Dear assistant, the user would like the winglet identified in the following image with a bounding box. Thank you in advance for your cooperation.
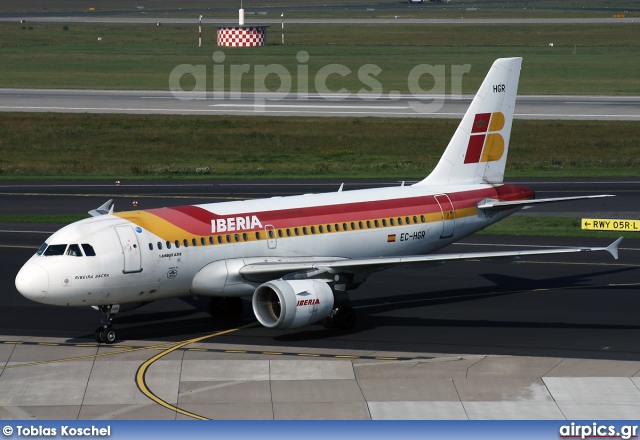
[88,199,114,217]
[606,237,623,260]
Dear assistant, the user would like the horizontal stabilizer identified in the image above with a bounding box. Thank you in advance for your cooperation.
[478,194,614,211]
[88,199,114,217]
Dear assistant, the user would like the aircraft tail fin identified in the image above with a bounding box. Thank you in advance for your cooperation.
[415,57,522,187]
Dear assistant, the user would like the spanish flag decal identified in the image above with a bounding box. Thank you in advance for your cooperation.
[387,234,396,243]
[464,112,505,164]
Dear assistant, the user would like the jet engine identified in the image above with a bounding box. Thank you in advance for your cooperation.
[252,279,334,329]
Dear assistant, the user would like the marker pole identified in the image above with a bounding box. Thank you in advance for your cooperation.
[199,15,202,47]
[281,13,284,45]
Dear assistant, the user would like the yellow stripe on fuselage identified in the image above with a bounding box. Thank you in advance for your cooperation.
[114,206,479,246]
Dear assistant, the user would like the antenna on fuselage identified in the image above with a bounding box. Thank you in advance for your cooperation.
[338,183,344,192]
[88,199,115,217]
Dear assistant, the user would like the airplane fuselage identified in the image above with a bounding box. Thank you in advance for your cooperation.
[16,183,533,307]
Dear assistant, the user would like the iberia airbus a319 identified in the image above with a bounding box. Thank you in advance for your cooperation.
[15,58,621,343]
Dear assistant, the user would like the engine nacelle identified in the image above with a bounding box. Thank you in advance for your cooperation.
[252,280,334,329]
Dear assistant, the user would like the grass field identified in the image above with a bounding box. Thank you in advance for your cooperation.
[1,6,638,181]
[1,22,639,94]
[1,113,638,179]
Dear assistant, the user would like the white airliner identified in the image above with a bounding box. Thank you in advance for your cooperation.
[15,57,620,344]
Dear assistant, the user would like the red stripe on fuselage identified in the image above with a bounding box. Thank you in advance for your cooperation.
[142,185,534,235]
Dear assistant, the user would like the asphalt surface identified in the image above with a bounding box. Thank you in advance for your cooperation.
[2,17,639,25]
[1,90,639,120]
[1,179,639,361]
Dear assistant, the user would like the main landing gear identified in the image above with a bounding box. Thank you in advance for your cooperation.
[208,297,244,320]
[322,306,357,330]
[94,305,118,344]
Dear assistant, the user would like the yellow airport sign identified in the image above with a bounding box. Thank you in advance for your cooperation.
[582,218,640,231]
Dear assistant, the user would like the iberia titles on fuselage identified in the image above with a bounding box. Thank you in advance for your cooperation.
[15,57,619,344]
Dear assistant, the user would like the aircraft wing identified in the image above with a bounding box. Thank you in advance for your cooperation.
[478,194,614,211]
[238,237,622,282]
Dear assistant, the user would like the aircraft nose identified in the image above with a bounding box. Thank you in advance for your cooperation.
[15,262,49,301]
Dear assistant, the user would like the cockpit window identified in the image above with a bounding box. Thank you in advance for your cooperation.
[67,244,82,257]
[37,243,48,256]
[81,244,96,257]
[44,244,67,256]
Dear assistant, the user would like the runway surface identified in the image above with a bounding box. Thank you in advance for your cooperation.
[1,90,639,120]
[2,179,639,420]
[2,17,639,25]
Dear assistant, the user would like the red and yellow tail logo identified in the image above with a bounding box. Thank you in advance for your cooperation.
[464,112,505,164]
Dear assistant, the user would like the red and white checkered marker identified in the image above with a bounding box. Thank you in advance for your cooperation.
[217,26,267,47]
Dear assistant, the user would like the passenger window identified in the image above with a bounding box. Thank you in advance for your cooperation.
[67,244,82,257]
[175,240,181,248]
[243,233,248,241]
[335,224,340,231]
[327,225,332,233]
[209,236,214,245]
[374,220,379,227]
[406,217,411,224]
[358,221,363,229]
[226,235,231,243]
[390,218,395,226]
[37,243,48,255]
[278,229,283,238]
[148,243,153,251]
[302,227,308,235]
[286,229,291,237]
[319,225,324,233]
[234,234,240,242]
[413,216,418,223]
[398,218,402,225]
[166,242,172,249]
[218,236,223,244]
[158,242,163,250]
[310,226,316,234]
[44,244,67,256]
[256,232,261,240]
[421,215,426,223]
[294,228,299,236]
[201,237,206,245]
[192,238,197,246]
[382,219,387,227]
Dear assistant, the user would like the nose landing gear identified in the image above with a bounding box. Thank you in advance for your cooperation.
[93,305,119,344]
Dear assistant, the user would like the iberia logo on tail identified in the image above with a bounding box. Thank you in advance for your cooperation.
[464,112,505,164]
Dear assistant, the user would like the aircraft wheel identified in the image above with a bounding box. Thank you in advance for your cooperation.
[335,306,357,330]
[103,327,117,344]
[94,326,105,343]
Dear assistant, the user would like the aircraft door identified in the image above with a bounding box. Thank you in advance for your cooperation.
[114,225,143,274]
[265,224,277,249]
[434,194,456,239]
